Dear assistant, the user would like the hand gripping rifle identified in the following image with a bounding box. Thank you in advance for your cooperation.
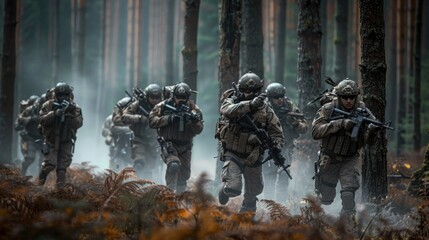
[125,90,149,117]
[163,103,201,132]
[329,107,394,141]
[53,100,70,122]
[238,113,292,179]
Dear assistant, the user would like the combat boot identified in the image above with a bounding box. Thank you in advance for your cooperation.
[56,170,67,189]
[218,188,229,205]
[239,197,257,213]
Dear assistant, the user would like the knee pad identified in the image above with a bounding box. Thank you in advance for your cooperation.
[167,161,180,174]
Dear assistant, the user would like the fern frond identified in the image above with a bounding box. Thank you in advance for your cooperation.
[260,199,290,222]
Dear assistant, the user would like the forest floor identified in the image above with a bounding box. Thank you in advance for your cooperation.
[0,148,428,240]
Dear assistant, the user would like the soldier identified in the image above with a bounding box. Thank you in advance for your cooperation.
[148,82,203,193]
[216,72,284,212]
[121,84,163,181]
[14,95,44,176]
[263,83,308,202]
[101,97,134,171]
[312,78,379,218]
[38,82,83,189]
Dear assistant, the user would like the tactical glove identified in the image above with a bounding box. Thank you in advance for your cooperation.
[250,93,267,110]
[342,119,356,131]
[55,109,64,117]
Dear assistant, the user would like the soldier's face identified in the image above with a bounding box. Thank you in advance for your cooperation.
[339,95,356,110]
[174,96,187,105]
[270,96,284,108]
[148,95,161,106]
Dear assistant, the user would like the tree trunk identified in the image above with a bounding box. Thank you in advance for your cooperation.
[320,0,327,86]
[413,0,423,151]
[297,0,322,117]
[406,0,416,138]
[386,0,397,148]
[240,0,264,78]
[166,0,176,86]
[0,0,18,164]
[359,0,388,202]
[274,0,286,84]
[216,0,241,190]
[182,0,200,102]
[396,0,407,155]
[50,0,59,83]
[333,0,348,80]
[125,0,134,88]
[140,0,150,86]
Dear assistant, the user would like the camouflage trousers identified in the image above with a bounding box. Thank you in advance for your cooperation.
[132,136,161,181]
[39,141,74,188]
[20,137,43,176]
[262,146,293,202]
[221,151,264,209]
[318,153,360,215]
[163,142,192,193]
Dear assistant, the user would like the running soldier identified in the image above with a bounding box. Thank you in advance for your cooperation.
[149,82,203,193]
[121,84,163,181]
[216,72,284,212]
[263,83,308,202]
[38,82,83,189]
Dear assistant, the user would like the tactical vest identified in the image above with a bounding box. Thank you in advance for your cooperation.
[321,100,365,158]
[220,104,267,156]
[273,98,299,146]
[158,99,197,145]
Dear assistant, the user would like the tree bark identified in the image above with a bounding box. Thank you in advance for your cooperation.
[0,0,18,164]
[413,0,423,151]
[320,0,327,86]
[297,0,322,117]
[240,0,264,78]
[274,0,287,84]
[359,0,388,202]
[50,0,59,83]
[216,0,241,190]
[166,0,176,86]
[396,0,407,155]
[182,0,200,102]
[333,0,348,81]
[140,0,150,86]
[386,0,397,147]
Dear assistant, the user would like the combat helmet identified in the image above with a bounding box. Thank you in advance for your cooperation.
[28,95,40,105]
[266,83,286,99]
[172,82,191,100]
[238,72,264,93]
[335,78,360,96]
[144,84,162,99]
[54,82,73,100]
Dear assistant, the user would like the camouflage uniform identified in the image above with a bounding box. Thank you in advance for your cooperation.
[121,85,162,181]
[264,95,308,202]
[148,83,203,193]
[102,114,133,171]
[217,72,284,212]
[14,95,43,176]
[38,83,83,188]
[312,79,377,217]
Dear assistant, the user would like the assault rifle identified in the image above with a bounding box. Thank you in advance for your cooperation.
[230,82,292,179]
[329,107,394,141]
[276,106,307,120]
[125,90,149,117]
[163,103,201,132]
[307,76,338,106]
[238,113,292,179]
[53,100,70,122]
